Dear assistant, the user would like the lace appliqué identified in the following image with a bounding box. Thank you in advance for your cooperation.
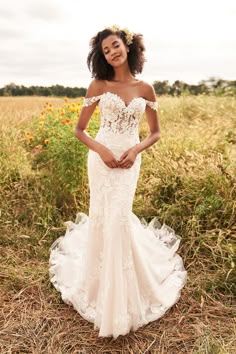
[146,100,158,111]
[82,95,102,107]
[100,93,143,135]
[82,92,158,135]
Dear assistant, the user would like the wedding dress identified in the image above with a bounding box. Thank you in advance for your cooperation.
[49,91,187,339]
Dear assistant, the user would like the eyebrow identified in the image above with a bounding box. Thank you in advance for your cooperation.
[103,40,119,50]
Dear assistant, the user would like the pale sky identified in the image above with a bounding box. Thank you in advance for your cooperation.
[0,0,235,88]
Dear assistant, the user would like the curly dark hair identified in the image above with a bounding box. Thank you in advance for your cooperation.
[87,28,146,80]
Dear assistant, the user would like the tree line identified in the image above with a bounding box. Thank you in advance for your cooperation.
[0,84,87,98]
[0,77,235,97]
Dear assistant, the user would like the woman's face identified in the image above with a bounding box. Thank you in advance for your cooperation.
[101,34,128,67]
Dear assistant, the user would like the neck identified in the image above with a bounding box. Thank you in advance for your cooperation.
[112,66,135,83]
[112,77,136,83]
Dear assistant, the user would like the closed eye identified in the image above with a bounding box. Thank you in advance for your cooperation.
[103,41,120,55]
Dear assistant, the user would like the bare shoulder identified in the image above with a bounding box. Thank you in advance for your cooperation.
[138,80,156,101]
[85,79,106,97]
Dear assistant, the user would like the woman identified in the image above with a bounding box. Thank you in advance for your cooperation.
[49,25,187,339]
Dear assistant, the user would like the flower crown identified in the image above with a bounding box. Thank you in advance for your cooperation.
[105,25,134,45]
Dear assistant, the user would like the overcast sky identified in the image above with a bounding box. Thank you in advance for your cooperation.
[0,0,235,88]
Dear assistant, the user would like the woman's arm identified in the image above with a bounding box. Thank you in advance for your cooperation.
[134,82,161,154]
[74,80,120,168]
[74,79,105,153]
[118,83,160,168]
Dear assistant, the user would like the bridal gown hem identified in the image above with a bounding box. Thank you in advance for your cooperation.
[49,92,187,339]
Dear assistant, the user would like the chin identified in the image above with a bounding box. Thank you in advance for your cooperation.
[111,60,126,68]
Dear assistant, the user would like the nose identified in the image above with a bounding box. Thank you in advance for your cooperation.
[110,48,117,58]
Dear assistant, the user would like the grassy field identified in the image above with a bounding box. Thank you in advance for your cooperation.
[0,95,235,354]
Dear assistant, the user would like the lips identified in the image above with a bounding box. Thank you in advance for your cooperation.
[112,55,120,61]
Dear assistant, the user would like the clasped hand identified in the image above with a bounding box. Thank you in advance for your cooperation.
[98,146,138,169]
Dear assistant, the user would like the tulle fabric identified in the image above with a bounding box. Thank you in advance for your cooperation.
[49,212,187,339]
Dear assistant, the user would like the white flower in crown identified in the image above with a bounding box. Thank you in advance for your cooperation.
[123,27,134,45]
[105,25,134,45]
[106,24,121,32]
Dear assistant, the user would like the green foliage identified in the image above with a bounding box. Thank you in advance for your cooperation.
[21,101,100,217]
[152,77,236,96]
[0,83,87,97]
[2,76,236,97]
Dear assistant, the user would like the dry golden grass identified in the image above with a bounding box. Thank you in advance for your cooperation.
[0,95,235,353]
[0,96,69,127]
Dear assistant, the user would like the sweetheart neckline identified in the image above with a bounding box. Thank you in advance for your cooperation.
[101,92,145,108]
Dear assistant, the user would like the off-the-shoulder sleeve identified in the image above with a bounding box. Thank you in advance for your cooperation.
[82,95,102,107]
[145,100,158,111]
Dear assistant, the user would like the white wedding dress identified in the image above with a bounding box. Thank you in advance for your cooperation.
[49,92,187,339]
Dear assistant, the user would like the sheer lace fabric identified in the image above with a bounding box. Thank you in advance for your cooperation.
[49,92,187,339]
[83,92,158,136]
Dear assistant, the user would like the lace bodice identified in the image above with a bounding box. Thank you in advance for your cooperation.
[83,92,158,135]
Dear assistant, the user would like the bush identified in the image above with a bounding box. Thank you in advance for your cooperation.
[23,98,100,215]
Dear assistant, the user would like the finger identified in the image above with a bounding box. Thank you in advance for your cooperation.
[119,158,128,165]
[119,152,128,161]
[114,159,121,167]
[123,163,132,169]
[107,162,114,168]
[113,160,119,168]
[120,164,128,168]
[120,160,132,167]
